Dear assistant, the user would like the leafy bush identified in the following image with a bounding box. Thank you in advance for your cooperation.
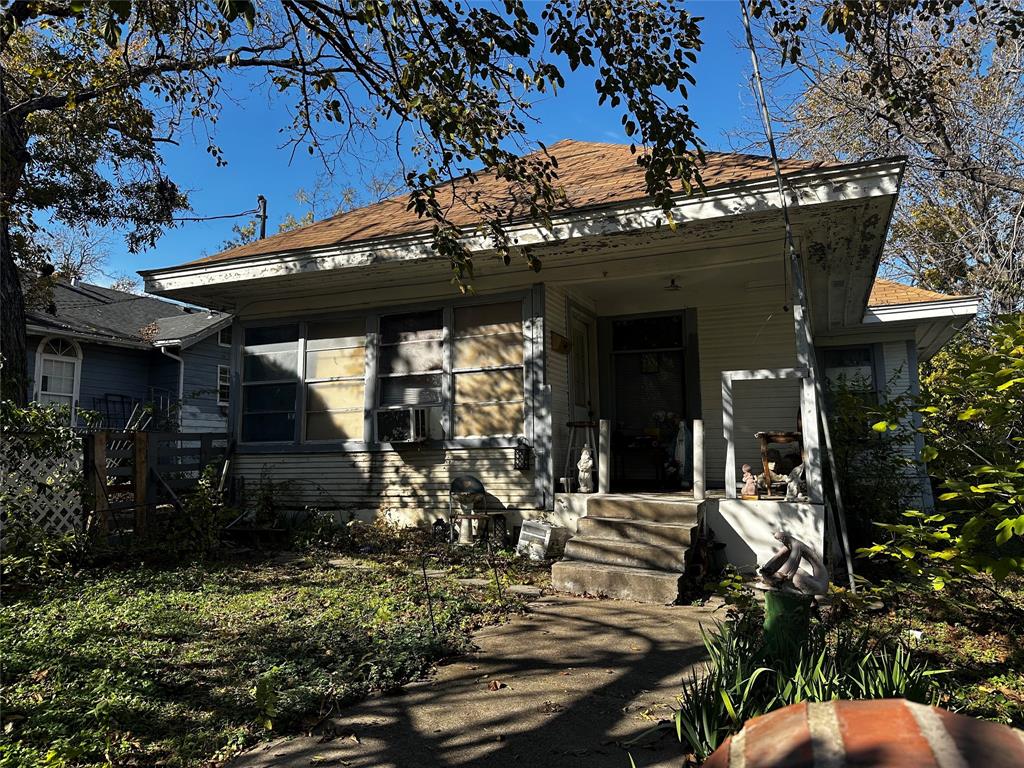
[673,618,942,761]
[0,400,89,584]
[862,316,1024,595]
[166,463,234,557]
[826,377,919,547]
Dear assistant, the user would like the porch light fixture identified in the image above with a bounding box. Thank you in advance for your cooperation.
[664,277,681,292]
[513,439,532,471]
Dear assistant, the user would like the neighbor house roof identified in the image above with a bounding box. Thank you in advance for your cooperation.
[868,278,968,307]
[190,139,822,266]
[26,278,229,348]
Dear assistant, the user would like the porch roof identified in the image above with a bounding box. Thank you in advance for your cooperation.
[163,140,823,269]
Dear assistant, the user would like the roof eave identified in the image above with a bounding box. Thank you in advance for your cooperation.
[142,156,906,299]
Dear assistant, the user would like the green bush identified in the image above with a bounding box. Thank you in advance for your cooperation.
[826,376,919,547]
[862,316,1024,595]
[673,617,941,761]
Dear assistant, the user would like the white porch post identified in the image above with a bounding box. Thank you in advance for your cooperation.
[788,250,824,505]
[598,419,610,494]
[692,419,704,500]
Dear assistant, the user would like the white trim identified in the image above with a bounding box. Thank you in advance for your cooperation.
[217,364,231,406]
[720,367,812,501]
[33,336,83,422]
[862,296,979,325]
[142,159,905,295]
[27,324,150,350]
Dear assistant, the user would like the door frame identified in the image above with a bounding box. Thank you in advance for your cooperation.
[566,301,598,423]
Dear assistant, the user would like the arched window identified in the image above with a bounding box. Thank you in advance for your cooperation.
[35,337,82,420]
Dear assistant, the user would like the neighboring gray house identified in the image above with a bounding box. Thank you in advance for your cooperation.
[26,278,232,432]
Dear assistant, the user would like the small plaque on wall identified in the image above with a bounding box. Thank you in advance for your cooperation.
[550,331,570,355]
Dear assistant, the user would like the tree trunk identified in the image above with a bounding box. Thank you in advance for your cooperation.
[1,70,30,404]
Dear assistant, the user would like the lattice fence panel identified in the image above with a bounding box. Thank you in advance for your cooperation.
[1,437,84,534]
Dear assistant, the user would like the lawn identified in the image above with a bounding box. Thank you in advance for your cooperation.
[0,553,521,768]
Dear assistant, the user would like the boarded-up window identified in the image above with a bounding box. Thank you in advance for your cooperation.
[452,302,524,437]
[241,324,299,442]
[304,318,366,441]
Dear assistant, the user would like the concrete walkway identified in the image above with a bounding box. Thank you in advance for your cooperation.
[238,595,722,768]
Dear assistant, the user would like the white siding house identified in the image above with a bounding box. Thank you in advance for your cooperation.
[142,140,977,598]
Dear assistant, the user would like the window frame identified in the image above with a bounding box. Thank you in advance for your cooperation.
[33,336,82,422]
[234,291,536,451]
[218,325,232,348]
[217,364,231,406]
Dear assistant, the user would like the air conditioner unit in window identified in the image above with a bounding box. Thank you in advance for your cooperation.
[376,407,432,443]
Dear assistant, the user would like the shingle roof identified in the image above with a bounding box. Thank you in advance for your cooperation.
[26,278,228,346]
[868,278,968,307]
[190,139,822,266]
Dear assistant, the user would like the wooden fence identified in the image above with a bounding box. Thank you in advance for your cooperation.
[84,431,229,538]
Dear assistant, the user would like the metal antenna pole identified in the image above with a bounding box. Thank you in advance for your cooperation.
[738,0,856,591]
[257,195,267,240]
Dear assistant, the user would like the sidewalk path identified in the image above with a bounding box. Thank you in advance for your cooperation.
[238,595,721,768]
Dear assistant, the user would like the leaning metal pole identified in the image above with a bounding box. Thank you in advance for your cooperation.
[738,0,856,592]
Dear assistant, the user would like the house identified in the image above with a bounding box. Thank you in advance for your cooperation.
[26,277,233,432]
[140,140,978,601]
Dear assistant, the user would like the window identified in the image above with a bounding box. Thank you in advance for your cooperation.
[218,326,232,347]
[451,301,524,437]
[822,346,877,403]
[237,299,527,445]
[304,319,366,441]
[240,324,299,442]
[35,337,81,422]
[217,365,230,406]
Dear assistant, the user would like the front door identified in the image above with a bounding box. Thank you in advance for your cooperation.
[609,313,688,491]
[568,307,597,423]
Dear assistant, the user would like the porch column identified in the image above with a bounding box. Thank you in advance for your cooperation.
[788,248,824,505]
[692,419,704,500]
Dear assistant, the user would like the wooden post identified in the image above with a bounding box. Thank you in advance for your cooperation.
[598,419,610,494]
[199,433,212,472]
[89,431,109,537]
[692,419,705,500]
[133,431,148,538]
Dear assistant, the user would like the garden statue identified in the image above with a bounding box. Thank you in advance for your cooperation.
[785,463,806,501]
[741,463,758,497]
[577,444,595,493]
[758,531,829,595]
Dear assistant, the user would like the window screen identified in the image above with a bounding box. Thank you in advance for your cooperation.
[451,302,524,437]
[304,318,366,441]
[241,324,298,441]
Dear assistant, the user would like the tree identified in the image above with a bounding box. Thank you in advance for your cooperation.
[3,1,1023,404]
[1,0,707,401]
[753,0,1024,313]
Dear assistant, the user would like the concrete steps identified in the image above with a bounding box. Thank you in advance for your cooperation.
[551,494,703,604]
[551,561,684,604]
[563,536,688,571]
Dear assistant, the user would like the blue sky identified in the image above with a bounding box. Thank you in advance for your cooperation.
[108,1,769,280]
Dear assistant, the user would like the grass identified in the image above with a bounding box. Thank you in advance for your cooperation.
[0,553,521,768]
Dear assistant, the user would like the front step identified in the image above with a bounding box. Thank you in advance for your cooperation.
[585,494,701,523]
[551,560,684,604]
[578,516,697,547]
[563,536,688,571]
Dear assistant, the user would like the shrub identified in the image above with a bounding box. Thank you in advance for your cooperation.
[826,376,919,547]
[862,316,1024,596]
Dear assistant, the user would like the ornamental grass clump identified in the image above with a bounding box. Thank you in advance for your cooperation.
[673,616,942,761]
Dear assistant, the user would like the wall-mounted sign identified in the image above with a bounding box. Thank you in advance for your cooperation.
[550,331,570,355]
